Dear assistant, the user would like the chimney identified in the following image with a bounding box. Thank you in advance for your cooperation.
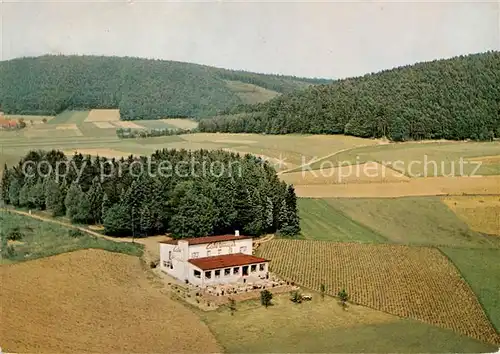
[235,230,240,236]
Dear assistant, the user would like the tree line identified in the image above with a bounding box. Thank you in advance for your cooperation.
[0,149,300,238]
[116,127,196,139]
[199,51,500,141]
[0,55,328,120]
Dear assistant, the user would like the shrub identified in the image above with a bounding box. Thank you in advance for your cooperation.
[290,290,302,303]
[8,227,23,241]
[338,288,349,310]
[68,229,84,238]
[260,289,273,308]
[228,298,237,315]
[3,244,17,258]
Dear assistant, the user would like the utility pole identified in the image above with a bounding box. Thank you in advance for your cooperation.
[131,206,135,243]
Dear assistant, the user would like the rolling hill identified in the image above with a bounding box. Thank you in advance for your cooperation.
[0,55,330,120]
[199,51,500,141]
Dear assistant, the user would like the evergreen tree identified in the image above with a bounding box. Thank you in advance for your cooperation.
[28,180,45,209]
[103,203,130,236]
[170,187,218,238]
[243,188,265,236]
[277,199,289,234]
[283,185,300,236]
[73,193,92,223]
[139,205,154,236]
[1,165,11,204]
[198,52,500,142]
[45,178,66,216]
[18,183,31,207]
[5,148,300,238]
[101,192,113,222]
[87,178,104,224]
[8,179,21,206]
[264,196,274,231]
[65,182,83,221]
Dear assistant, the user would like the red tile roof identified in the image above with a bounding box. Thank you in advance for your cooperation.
[159,234,253,246]
[188,253,268,271]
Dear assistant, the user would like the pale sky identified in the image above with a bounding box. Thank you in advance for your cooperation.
[1,0,499,78]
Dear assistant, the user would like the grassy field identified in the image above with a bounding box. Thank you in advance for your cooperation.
[298,198,387,242]
[292,175,500,198]
[48,110,90,125]
[440,248,500,333]
[1,249,221,353]
[0,211,142,264]
[300,141,500,177]
[318,197,500,248]
[0,114,380,174]
[257,239,499,345]
[203,292,496,353]
[224,79,280,104]
[442,196,500,235]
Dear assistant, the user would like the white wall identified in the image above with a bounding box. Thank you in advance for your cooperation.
[188,262,269,286]
[159,241,190,282]
[187,238,253,259]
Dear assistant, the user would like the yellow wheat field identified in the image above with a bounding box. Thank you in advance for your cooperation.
[161,118,198,130]
[24,128,83,138]
[112,121,145,129]
[293,175,500,198]
[442,196,500,235]
[93,121,116,129]
[280,162,410,185]
[85,109,121,122]
[63,148,135,159]
[258,240,500,345]
[55,124,79,130]
[468,155,500,165]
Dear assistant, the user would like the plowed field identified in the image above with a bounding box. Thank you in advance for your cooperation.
[0,249,221,353]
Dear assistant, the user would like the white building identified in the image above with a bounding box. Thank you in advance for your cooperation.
[159,232,270,286]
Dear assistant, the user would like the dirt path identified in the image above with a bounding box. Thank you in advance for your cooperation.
[278,142,386,175]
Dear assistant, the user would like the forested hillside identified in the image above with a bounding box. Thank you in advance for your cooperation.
[0,150,300,238]
[199,51,500,141]
[0,55,327,120]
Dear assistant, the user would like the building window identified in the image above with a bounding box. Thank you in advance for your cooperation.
[194,270,201,278]
[233,267,239,275]
[170,262,174,270]
[242,265,249,276]
[239,246,247,253]
[168,251,172,259]
[163,261,167,267]
[224,268,231,276]
[205,271,212,279]
[218,249,222,255]
[251,264,257,272]
[259,263,265,271]
[229,247,233,254]
[191,252,199,258]
[215,270,221,278]
[207,250,211,257]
